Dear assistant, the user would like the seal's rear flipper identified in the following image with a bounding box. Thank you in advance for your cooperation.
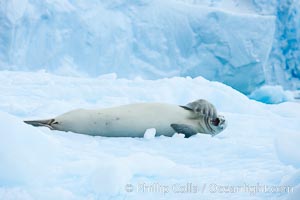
[170,124,198,138]
[24,119,55,129]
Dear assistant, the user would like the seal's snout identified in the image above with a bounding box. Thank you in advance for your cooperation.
[208,115,227,137]
[218,116,227,130]
[211,115,227,129]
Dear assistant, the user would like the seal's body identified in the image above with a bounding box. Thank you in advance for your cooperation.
[24,100,227,138]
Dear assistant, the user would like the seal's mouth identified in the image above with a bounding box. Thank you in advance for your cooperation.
[211,117,226,128]
[211,118,220,126]
[209,116,227,137]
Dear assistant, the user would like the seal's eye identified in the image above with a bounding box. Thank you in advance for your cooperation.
[211,118,220,126]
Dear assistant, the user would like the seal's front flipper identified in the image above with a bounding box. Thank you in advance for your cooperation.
[170,124,198,138]
[180,99,217,118]
[24,119,55,129]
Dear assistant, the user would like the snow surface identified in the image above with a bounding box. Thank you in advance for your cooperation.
[0,71,300,200]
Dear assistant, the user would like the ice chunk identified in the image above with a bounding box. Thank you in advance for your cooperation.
[172,133,185,138]
[286,185,300,200]
[0,111,61,186]
[144,128,156,139]
[89,162,132,195]
[275,131,300,168]
[249,85,294,104]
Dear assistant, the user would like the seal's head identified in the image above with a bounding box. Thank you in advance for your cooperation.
[208,115,227,136]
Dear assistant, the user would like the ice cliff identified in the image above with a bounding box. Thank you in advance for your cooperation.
[0,0,299,94]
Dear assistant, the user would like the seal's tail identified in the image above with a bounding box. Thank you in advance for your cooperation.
[24,119,55,129]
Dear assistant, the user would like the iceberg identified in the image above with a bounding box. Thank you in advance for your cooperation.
[0,0,277,94]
